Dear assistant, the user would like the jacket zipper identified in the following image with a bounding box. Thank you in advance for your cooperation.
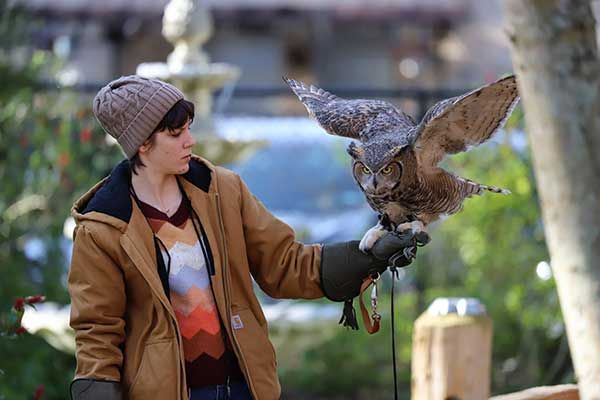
[214,193,258,399]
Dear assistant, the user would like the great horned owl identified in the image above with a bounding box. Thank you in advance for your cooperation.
[284,76,519,251]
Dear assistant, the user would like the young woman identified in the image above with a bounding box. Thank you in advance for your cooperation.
[68,75,421,400]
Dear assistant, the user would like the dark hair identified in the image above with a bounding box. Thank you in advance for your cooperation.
[130,99,195,174]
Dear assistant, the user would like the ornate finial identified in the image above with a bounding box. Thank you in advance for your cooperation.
[137,0,240,137]
[162,0,213,73]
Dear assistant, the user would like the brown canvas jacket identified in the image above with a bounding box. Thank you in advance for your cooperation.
[68,155,324,400]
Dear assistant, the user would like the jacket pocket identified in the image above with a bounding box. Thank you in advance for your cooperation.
[127,339,179,400]
[232,308,279,398]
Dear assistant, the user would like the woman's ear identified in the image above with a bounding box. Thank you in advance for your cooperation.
[138,137,153,154]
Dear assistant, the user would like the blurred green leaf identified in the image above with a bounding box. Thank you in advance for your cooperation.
[0,3,122,398]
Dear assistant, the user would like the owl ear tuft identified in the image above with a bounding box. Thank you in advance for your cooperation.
[347,142,364,159]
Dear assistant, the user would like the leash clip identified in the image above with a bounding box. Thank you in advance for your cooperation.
[370,273,381,322]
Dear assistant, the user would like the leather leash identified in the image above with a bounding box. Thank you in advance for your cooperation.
[357,249,416,400]
[389,265,400,400]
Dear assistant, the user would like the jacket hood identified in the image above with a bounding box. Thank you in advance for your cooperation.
[71,155,215,230]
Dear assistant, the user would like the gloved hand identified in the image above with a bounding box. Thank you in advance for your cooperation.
[320,229,429,302]
[70,379,122,400]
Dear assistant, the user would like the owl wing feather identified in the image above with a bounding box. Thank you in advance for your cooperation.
[412,75,520,168]
[284,77,412,141]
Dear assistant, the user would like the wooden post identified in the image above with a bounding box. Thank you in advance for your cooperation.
[411,298,492,400]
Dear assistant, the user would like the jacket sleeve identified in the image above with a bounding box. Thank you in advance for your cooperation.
[68,224,126,386]
[237,175,324,299]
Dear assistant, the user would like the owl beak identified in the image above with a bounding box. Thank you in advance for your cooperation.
[366,176,378,193]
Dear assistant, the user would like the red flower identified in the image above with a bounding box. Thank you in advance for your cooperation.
[13,297,25,312]
[19,133,29,148]
[24,295,46,305]
[58,152,70,168]
[15,326,27,335]
[33,384,45,400]
[79,128,92,144]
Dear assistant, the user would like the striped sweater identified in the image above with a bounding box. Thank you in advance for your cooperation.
[137,198,243,387]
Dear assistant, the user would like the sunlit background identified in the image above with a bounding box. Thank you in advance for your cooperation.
[2,0,599,399]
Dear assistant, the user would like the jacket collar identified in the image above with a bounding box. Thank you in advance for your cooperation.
[72,155,216,227]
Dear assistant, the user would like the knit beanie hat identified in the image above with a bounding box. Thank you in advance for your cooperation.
[93,75,184,158]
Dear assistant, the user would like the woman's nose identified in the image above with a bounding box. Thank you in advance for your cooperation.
[185,129,196,147]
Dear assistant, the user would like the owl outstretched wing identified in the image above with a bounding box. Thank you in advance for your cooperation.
[412,75,520,168]
[284,77,413,141]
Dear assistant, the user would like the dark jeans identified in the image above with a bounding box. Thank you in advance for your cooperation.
[190,380,252,400]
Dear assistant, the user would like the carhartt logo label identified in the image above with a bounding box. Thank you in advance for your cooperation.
[232,315,244,329]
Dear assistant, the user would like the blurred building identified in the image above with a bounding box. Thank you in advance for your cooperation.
[15,0,526,244]
[20,0,516,92]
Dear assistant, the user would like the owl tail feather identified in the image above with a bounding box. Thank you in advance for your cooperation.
[479,184,511,195]
[462,177,511,196]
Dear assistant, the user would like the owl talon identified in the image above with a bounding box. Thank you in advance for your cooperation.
[396,220,425,235]
[394,220,430,247]
[415,231,431,246]
[395,222,413,234]
[359,223,388,253]
[378,214,393,231]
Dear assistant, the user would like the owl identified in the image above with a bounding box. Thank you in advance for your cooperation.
[284,75,520,252]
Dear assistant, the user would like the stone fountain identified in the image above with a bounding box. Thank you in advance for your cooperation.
[137,0,261,164]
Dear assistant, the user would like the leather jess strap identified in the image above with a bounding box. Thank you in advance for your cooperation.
[357,246,417,334]
[358,276,381,334]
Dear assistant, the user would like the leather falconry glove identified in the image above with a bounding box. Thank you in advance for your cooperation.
[320,229,429,302]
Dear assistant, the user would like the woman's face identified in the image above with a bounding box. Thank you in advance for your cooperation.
[139,120,196,176]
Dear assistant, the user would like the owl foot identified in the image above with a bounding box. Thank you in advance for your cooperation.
[359,223,388,253]
[396,220,430,246]
[396,220,425,234]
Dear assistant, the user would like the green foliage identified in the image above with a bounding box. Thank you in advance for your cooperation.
[276,293,417,400]
[0,3,122,398]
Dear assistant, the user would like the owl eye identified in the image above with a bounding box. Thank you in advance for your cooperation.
[362,166,372,175]
[381,165,393,175]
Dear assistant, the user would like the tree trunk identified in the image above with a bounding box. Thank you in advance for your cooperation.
[502,1,600,399]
